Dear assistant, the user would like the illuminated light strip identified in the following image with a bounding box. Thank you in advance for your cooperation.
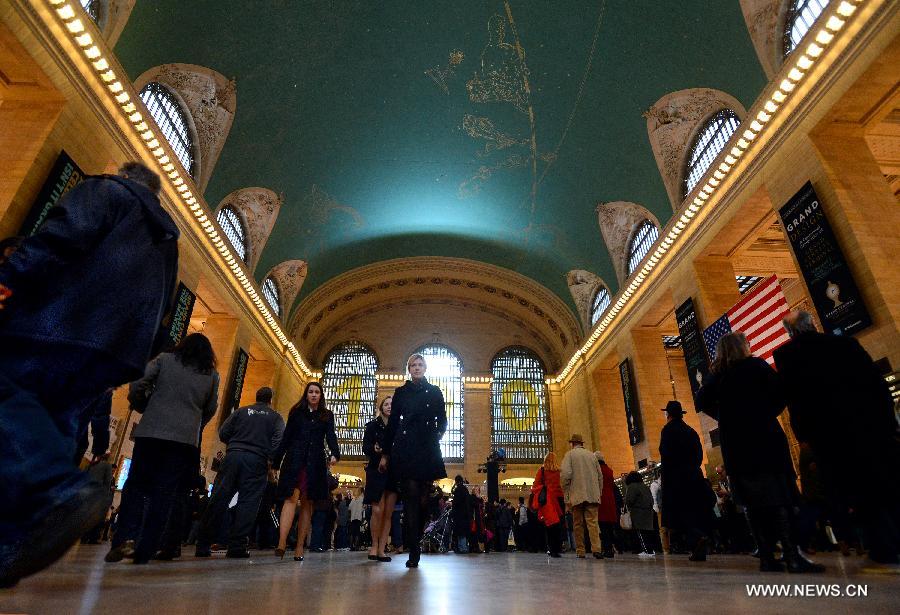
[550,0,864,384]
[43,0,317,378]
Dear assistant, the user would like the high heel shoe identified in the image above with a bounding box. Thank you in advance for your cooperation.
[367,554,378,561]
[294,555,304,561]
[377,556,392,562]
[274,548,285,559]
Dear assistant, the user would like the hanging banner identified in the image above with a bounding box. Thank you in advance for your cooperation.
[19,150,86,236]
[675,297,709,402]
[619,358,643,446]
[220,347,249,426]
[165,282,196,349]
[779,182,871,336]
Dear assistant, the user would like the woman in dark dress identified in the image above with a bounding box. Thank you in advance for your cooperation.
[696,332,823,574]
[273,382,340,561]
[379,353,447,568]
[362,396,399,562]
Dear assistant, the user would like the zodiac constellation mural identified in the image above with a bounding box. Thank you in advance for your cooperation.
[425,49,465,95]
[466,13,531,114]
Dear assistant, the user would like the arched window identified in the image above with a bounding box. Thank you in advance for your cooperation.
[139,82,195,176]
[684,109,741,197]
[262,277,280,317]
[216,206,247,262]
[413,345,464,461]
[322,341,379,460]
[490,347,551,462]
[626,220,659,277]
[590,286,611,326]
[80,0,100,22]
[784,0,830,56]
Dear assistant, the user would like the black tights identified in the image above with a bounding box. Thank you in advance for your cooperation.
[401,479,430,562]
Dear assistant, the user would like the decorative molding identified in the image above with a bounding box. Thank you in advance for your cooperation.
[134,63,236,193]
[566,270,608,330]
[644,88,748,210]
[264,259,308,319]
[740,0,789,80]
[214,187,282,271]
[595,201,660,286]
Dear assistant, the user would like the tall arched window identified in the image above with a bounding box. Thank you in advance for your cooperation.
[413,345,464,461]
[626,220,659,277]
[216,206,247,262]
[322,341,378,459]
[262,277,280,317]
[490,347,551,462]
[684,109,741,197]
[784,0,830,56]
[590,286,611,326]
[139,82,195,176]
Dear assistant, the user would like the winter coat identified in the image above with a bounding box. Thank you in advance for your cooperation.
[696,357,794,479]
[659,417,715,531]
[496,505,514,529]
[0,175,179,381]
[597,462,618,523]
[219,402,285,461]
[624,482,655,531]
[560,446,603,505]
[382,379,447,482]
[774,332,899,505]
[452,483,471,537]
[274,407,340,501]
[530,467,564,527]
[131,353,219,447]
[362,416,387,472]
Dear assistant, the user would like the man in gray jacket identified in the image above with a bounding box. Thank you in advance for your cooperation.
[195,387,285,558]
[560,433,605,559]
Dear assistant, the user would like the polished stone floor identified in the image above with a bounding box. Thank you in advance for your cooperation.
[1,547,896,614]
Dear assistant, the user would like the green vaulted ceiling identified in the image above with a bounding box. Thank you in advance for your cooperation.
[115,0,767,315]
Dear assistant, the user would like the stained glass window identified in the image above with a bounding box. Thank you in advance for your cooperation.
[322,341,378,460]
[491,347,550,462]
[684,109,741,197]
[412,345,464,462]
[262,277,280,316]
[627,220,659,277]
[216,207,247,262]
[784,0,831,56]
[139,82,195,176]
[590,286,611,326]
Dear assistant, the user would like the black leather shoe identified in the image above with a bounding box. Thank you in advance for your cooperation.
[226,549,250,559]
[154,547,181,561]
[194,547,212,558]
[405,559,418,568]
[592,552,604,559]
[367,554,378,561]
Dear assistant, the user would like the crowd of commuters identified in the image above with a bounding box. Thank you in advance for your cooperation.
[0,159,896,585]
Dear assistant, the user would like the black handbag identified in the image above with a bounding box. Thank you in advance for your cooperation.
[538,468,548,506]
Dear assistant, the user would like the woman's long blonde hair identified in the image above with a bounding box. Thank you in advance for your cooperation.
[543,451,560,472]
[712,331,751,374]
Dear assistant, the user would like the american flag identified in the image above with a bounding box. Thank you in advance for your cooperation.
[702,275,791,366]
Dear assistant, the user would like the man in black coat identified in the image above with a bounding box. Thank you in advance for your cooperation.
[774,311,900,564]
[0,162,179,585]
[196,387,285,558]
[659,401,714,562]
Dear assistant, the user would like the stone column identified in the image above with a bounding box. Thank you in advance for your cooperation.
[589,360,634,473]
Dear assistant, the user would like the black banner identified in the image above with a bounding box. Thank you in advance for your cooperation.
[19,150,86,236]
[219,347,249,426]
[619,358,643,446]
[675,297,710,403]
[779,182,871,336]
[165,282,196,349]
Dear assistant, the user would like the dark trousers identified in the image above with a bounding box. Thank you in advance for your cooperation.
[401,479,429,562]
[349,519,362,550]
[545,522,563,555]
[197,450,268,551]
[599,522,617,555]
[495,526,510,551]
[113,437,197,560]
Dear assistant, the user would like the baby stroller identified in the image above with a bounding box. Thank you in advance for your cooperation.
[421,508,453,553]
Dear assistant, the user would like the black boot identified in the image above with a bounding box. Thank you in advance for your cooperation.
[774,507,824,574]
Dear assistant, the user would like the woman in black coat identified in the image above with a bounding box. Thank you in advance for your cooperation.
[451,476,471,553]
[696,332,822,574]
[379,353,447,567]
[362,396,399,562]
[273,382,340,560]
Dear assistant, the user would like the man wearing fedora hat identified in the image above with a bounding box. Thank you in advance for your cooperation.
[560,433,605,559]
[659,401,714,562]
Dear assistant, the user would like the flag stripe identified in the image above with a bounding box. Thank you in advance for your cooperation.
[716,275,792,367]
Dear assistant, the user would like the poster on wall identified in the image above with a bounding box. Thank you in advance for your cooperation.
[18,150,86,236]
[220,347,249,426]
[164,282,196,349]
[675,297,710,403]
[619,358,643,446]
[779,182,871,336]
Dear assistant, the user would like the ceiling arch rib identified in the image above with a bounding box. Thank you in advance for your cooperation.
[566,269,610,331]
[263,259,308,321]
[214,187,283,272]
[595,201,661,287]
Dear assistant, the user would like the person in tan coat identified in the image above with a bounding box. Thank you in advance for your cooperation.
[560,433,605,559]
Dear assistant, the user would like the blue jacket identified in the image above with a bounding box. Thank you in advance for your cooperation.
[0,175,179,380]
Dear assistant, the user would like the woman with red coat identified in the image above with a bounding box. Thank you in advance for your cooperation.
[530,452,566,557]
[596,452,618,558]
